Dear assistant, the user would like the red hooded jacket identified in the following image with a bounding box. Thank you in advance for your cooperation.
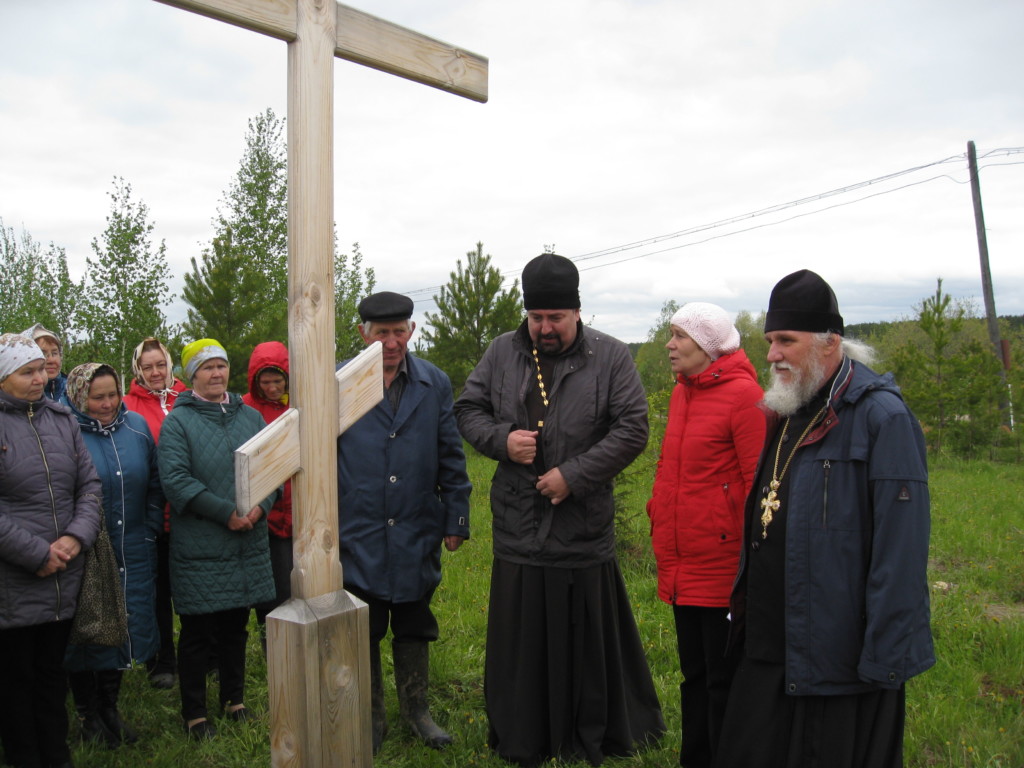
[647,349,766,607]
[242,341,293,539]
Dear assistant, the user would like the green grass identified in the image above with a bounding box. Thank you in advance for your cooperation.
[63,451,1023,767]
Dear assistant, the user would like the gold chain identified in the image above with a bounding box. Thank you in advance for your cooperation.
[759,405,827,539]
[532,347,549,428]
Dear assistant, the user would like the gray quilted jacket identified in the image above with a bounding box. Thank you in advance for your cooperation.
[157,390,275,615]
[0,391,101,629]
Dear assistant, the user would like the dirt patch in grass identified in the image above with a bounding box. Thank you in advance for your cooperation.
[983,602,1024,622]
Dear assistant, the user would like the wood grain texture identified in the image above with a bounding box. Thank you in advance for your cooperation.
[336,341,383,434]
[267,591,370,767]
[234,408,300,514]
[336,3,488,102]
[154,0,296,41]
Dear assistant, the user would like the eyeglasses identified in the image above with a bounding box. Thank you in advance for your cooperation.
[42,350,62,359]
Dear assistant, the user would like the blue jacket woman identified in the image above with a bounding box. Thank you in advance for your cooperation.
[62,363,163,747]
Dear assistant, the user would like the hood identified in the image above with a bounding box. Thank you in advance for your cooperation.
[246,341,289,402]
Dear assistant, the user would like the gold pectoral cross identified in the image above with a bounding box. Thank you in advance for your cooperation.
[759,480,781,539]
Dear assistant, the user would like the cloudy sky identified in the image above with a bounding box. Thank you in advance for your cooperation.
[2,0,1022,343]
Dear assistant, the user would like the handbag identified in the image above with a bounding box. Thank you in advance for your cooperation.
[69,508,128,647]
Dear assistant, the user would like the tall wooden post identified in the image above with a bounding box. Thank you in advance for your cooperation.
[967,140,1010,423]
[152,1,487,764]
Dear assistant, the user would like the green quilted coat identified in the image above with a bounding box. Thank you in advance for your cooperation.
[157,390,276,615]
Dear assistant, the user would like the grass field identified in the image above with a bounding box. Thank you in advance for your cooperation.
[65,451,1023,767]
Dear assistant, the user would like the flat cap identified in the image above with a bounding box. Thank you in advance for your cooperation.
[358,291,414,323]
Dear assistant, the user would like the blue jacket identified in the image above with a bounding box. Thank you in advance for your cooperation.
[64,403,163,670]
[337,353,471,603]
[730,356,935,695]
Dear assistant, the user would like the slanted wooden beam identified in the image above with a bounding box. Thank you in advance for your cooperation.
[233,342,381,514]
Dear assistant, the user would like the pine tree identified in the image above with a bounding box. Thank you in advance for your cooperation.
[78,178,172,378]
[420,242,522,393]
[335,242,376,361]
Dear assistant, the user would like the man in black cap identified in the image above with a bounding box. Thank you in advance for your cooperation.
[336,291,471,752]
[456,254,665,766]
[718,269,934,768]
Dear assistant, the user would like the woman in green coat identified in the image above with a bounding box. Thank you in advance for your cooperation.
[157,339,276,741]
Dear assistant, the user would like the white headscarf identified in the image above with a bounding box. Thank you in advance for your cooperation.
[0,334,44,382]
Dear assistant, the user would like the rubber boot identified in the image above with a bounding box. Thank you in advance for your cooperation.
[370,642,387,754]
[69,671,120,749]
[96,669,139,745]
[392,641,452,749]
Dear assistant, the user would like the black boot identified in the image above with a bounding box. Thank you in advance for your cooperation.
[370,642,387,754]
[69,671,120,749]
[392,641,452,750]
[96,670,138,745]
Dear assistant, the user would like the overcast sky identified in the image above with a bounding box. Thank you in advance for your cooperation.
[2,0,1022,344]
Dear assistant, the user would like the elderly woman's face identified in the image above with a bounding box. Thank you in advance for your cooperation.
[86,374,121,424]
[192,358,229,400]
[35,337,62,380]
[138,349,169,391]
[1,359,47,401]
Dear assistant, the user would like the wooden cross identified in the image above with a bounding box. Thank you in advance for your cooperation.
[154,2,487,765]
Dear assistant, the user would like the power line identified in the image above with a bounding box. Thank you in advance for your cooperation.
[404,146,1024,303]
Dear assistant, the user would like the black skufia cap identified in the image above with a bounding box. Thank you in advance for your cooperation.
[521,254,581,311]
[764,269,844,335]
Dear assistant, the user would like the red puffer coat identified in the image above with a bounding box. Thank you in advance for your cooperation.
[647,349,765,607]
[242,341,292,539]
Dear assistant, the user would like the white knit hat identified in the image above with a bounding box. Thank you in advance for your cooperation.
[669,302,741,361]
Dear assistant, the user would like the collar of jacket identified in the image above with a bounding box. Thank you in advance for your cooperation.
[71,400,128,435]
[0,388,62,415]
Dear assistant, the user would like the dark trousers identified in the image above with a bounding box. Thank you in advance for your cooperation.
[147,531,177,676]
[345,585,438,645]
[674,605,737,768]
[255,535,293,625]
[177,608,249,721]
[0,620,73,768]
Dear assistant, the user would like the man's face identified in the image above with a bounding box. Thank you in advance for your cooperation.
[527,309,580,354]
[763,330,837,415]
[360,320,414,371]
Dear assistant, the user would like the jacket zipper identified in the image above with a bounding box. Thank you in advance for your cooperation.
[822,459,831,529]
[28,404,62,618]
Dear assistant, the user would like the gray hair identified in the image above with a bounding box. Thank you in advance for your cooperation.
[361,319,413,336]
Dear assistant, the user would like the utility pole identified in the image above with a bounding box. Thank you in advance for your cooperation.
[967,140,1011,425]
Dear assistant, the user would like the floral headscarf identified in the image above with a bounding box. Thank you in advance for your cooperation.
[0,333,43,382]
[66,363,122,415]
[131,337,176,392]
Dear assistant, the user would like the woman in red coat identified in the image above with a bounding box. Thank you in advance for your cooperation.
[242,341,293,647]
[647,303,766,768]
[123,337,187,689]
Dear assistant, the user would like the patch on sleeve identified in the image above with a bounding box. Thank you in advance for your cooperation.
[897,485,912,502]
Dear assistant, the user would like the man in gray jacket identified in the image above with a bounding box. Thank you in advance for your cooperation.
[456,254,664,767]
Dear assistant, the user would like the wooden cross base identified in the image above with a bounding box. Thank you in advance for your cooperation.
[267,591,371,767]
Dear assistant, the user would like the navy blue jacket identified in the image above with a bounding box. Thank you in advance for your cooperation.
[337,353,471,603]
[730,355,935,695]
[64,403,163,670]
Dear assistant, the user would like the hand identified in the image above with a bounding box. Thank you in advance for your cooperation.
[507,429,539,465]
[443,535,464,552]
[536,467,570,505]
[245,505,264,525]
[52,535,82,560]
[227,511,253,531]
[36,536,80,577]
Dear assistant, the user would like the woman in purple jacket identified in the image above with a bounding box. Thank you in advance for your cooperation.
[0,333,101,768]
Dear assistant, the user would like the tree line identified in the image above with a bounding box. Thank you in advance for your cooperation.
[3,107,1019,458]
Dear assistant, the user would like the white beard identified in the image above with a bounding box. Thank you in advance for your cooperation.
[762,351,828,417]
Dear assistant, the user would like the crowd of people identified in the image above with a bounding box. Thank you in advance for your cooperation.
[0,263,933,768]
